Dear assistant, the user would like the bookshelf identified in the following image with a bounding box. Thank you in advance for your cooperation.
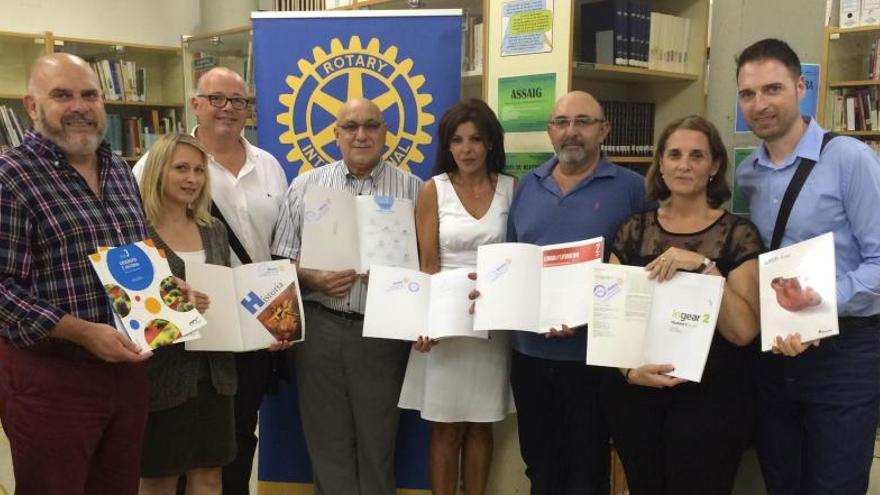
[0,31,50,150]
[328,0,488,101]
[572,0,710,168]
[818,24,880,152]
[181,26,253,133]
[51,36,185,161]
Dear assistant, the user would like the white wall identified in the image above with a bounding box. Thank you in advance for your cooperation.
[0,0,201,46]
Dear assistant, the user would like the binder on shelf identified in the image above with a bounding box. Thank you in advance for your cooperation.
[862,0,880,26]
[581,0,628,66]
[841,0,861,28]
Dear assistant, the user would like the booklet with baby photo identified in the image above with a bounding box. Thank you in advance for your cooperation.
[473,237,604,333]
[363,266,486,341]
[298,183,419,273]
[184,259,305,352]
[89,240,207,351]
[586,263,725,382]
[759,232,838,351]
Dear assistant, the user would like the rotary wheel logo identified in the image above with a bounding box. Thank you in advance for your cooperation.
[277,36,435,175]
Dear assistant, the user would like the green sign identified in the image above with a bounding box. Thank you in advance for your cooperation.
[505,151,555,178]
[498,73,556,132]
[731,147,756,215]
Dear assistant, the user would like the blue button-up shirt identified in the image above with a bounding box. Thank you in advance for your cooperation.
[508,154,650,361]
[736,118,880,317]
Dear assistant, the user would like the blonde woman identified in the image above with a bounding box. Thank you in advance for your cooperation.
[137,133,236,495]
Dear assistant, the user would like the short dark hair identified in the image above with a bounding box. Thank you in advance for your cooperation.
[433,99,505,176]
[645,115,731,209]
[735,38,802,79]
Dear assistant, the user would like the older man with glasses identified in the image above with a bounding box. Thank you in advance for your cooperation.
[272,98,423,495]
[505,90,651,495]
[134,66,291,494]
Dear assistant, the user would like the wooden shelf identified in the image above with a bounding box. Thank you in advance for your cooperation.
[104,100,184,108]
[829,80,880,88]
[829,25,880,36]
[610,156,653,164]
[572,62,698,83]
[0,93,24,100]
[837,130,880,136]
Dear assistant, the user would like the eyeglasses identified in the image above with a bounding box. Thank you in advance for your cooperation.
[337,120,385,135]
[197,94,250,110]
[548,116,607,129]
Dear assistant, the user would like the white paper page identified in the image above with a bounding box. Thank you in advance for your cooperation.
[759,233,839,351]
[427,268,486,339]
[363,265,431,341]
[234,260,304,351]
[355,195,419,273]
[474,243,542,332]
[299,184,360,271]
[538,237,604,332]
[586,264,654,368]
[185,263,245,351]
[642,272,725,382]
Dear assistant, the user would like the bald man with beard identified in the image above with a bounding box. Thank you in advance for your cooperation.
[272,98,423,495]
[0,53,153,495]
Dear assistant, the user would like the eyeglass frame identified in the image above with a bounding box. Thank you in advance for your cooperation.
[196,93,251,110]
[336,119,386,135]
[547,116,608,130]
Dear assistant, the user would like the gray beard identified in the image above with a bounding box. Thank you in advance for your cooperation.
[37,108,103,156]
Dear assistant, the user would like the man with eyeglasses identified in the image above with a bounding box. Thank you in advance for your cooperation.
[272,98,422,495]
[0,53,154,494]
[133,66,291,494]
[506,90,649,494]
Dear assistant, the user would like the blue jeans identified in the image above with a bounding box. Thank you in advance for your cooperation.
[752,318,880,495]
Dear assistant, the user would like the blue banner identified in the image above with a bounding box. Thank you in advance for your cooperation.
[252,11,462,493]
[253,11,462,182]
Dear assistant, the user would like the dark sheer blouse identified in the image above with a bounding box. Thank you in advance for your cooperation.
[611,209,764,382]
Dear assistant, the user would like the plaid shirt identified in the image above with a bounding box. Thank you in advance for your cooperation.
[0,130,149,347]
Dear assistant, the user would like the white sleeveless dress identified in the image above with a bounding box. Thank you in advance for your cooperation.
[398,173,516,422]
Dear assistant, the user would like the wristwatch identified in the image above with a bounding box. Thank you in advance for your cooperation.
[699,257,716,274]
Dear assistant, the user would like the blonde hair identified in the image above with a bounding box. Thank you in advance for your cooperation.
[139,133,213,226]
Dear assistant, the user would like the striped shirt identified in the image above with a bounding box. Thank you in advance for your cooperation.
[0,130,149,347]
[272,159,422,313]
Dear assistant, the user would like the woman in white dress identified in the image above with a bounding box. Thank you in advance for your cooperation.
[398,99,516,495]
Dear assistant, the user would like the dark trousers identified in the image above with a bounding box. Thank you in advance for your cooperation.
[600,368,753,495]
[0,342,149,495]
[222,349,272,495]
[510,351,610,495]
[753,318,880,495]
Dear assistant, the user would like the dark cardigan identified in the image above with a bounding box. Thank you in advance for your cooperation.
[146,217,237,412]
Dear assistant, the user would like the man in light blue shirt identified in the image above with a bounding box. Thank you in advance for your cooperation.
[736,38,880,495]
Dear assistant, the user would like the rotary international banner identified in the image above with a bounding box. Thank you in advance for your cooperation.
[252,10,462,493]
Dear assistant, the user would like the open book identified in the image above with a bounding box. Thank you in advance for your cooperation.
[759,232,838,351]
[586,264,725,383]
[185,260,305,352]
[473,237,604,333]
[89,240,207,351]
[299,184,418,273]
[363,266,484,341]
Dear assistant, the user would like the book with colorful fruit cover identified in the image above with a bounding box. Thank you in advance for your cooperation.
[184,259,305,352]
[89,240,207,351]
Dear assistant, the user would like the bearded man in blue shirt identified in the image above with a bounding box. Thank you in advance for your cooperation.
[736,38,880,495]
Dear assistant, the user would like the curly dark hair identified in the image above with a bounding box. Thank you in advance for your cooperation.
[645,115,731,209]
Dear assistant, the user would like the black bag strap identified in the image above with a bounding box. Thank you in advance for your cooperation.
[211,201,253,265]
[770,132,838,250]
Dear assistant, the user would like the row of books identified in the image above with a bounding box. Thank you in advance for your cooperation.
[601,100,655,157]
[88,59,146,102]
[828,87,879,132]
[0,105,27,151]
[840,0,880,28]
[106,108,184,158]
[862,140,880,154]
[581,0,691,73]
[462,18,484,74]
[865,38,880,80]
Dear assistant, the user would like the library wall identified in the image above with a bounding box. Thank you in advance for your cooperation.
[0,0,200,46]
[705,0,825,158]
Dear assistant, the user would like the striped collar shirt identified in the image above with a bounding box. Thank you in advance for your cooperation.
[0,130,149,347]
[272,159,423,313]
